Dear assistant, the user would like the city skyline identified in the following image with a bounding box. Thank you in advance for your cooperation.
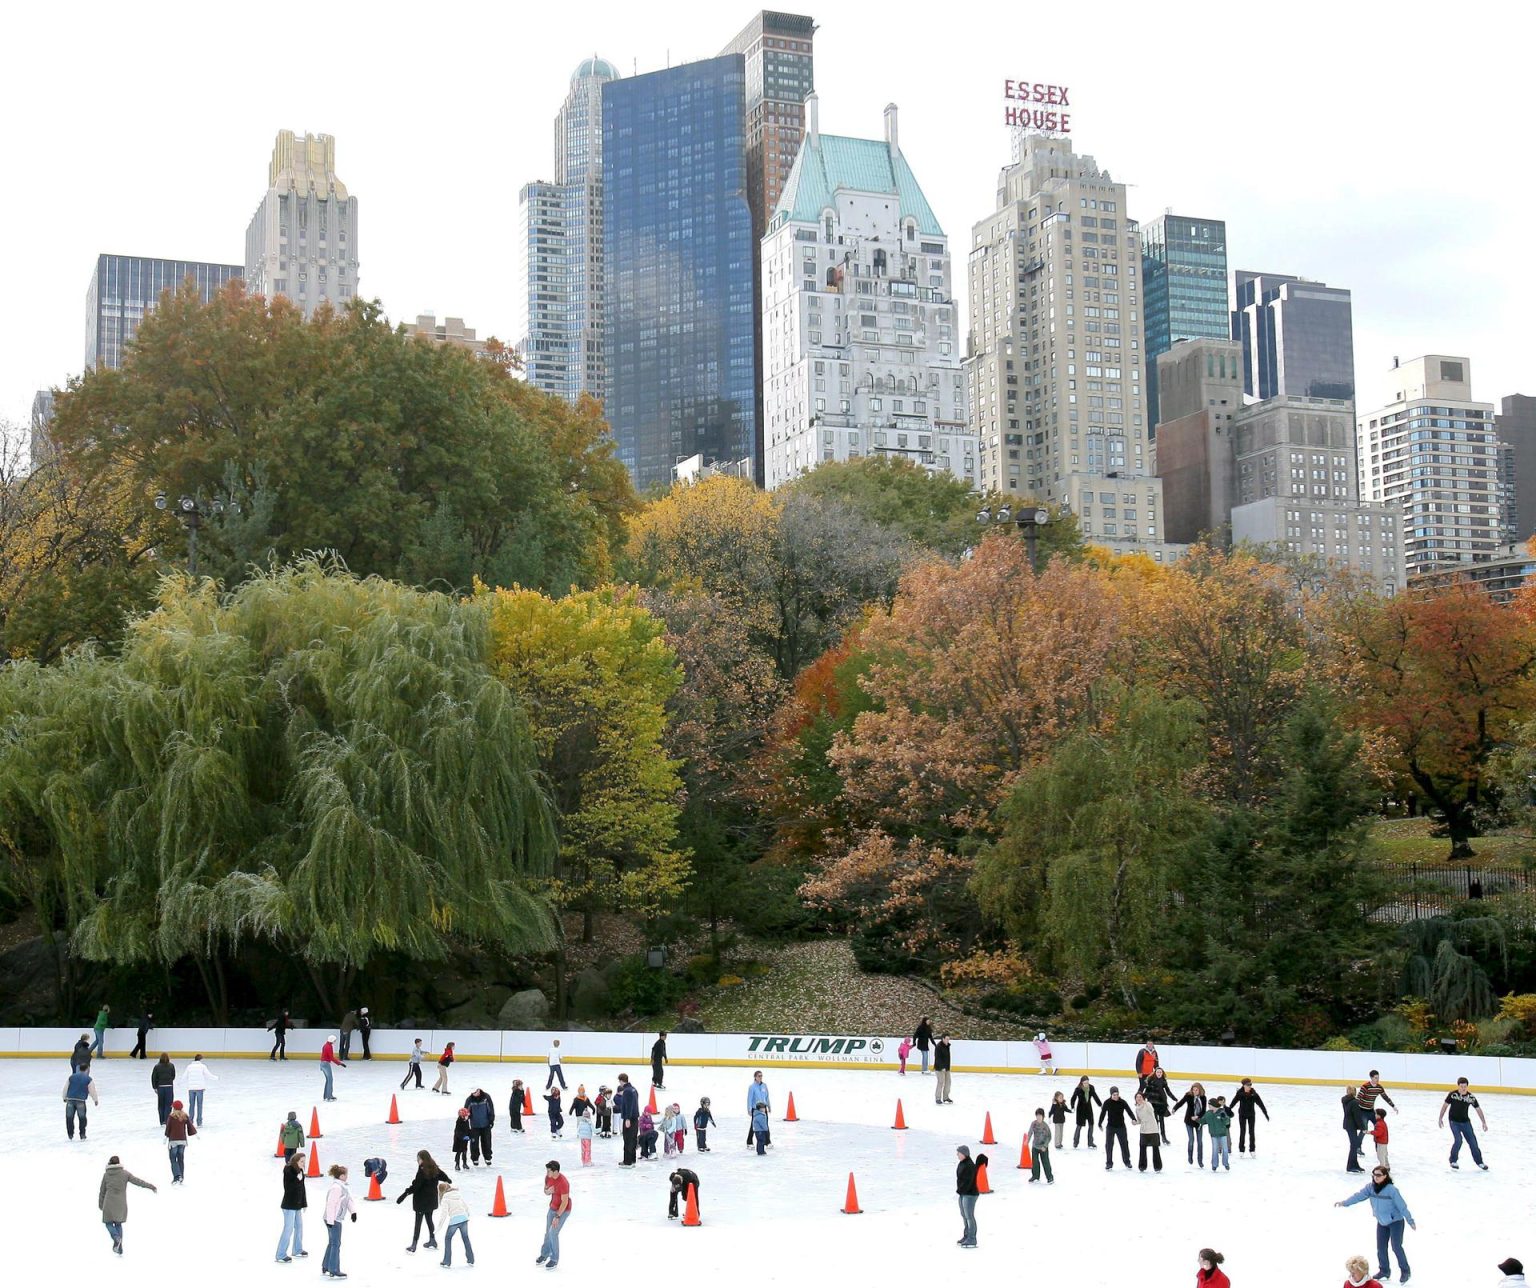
[0,1,1526,441]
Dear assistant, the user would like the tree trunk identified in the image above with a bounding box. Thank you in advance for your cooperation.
[553,939,569,1022]
[212,954,230,1026]
[305,961,336,1019]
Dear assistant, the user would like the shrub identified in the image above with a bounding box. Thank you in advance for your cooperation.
[1496,992,1536,1036]
[605,955,686,1016]
[733,862,818,942]
[1321,1035,1358,1051]
[977,987,1063,1018]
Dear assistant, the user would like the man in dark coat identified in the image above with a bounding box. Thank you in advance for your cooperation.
[667,1167,700,1219]
[651,1031,668,1089]
[358,1007,373,1059]
[131,1012,153,1060]
[465,1088,496,1165]
[615,1073,640,1167]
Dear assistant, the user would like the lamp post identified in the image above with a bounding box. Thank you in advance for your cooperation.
[976,503,1051,572]
[154,493,223,576]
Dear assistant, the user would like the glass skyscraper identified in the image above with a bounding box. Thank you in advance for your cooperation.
[86,254,243,371]
[1231,270,1355,403]
[603,55,757,489]
[1140,214,1228,429]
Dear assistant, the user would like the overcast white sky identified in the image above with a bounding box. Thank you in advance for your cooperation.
[0,0,1527,439]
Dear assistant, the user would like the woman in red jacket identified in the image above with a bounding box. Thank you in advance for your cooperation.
[433,1042,456,1094]
[1196,1248,1230,1288]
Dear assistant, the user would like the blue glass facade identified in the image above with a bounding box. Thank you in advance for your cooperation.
[86,254,243,371]
[1231,271,1354,403]
[603,55,757,490]
[1140,215,1228,429]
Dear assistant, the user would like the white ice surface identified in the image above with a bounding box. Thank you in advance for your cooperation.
[4,1055,1529,1286]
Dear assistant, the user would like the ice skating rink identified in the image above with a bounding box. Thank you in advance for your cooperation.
[4,1055,1531,1285]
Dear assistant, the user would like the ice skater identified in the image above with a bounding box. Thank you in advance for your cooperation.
[438,1180,474,1267]
[1201,1096,1232,1171]
[1048,1091,1069,1148]
[536,1159,571,1268]
[1171,1082,1208,1166]
[668,1166,700,1219]
[397,1149,451,1252]
[594,1086,612,1138]
[338,1009,358,1061]
[183,1053,216,1126]
[321,1163,356,1279]
[1144,1066,1173,1143]
[268,1009,291,1061]
[465,1086,495,1165]
[319,1034,345,1101]
[933,1033,954,1103]
[510,1078,528,1132]
[71,1033,91,1071]
[1033,1032,1056,1075]
[453,1108,472,1171]
[357,1007,372,1059]
[1028,1108,1054,1183]
[1135,1091,1163,1173]
[954,1145,984,1248]
[913,1016,934,1074]
[276,1151,309,1263]
[164,1098,195,1183]
[545,1084,566,1138]
[640,1106,660,1158]
[546,1038,567,1090]
[1099,1086,1133,1169]
[1437,1076,1490,1170]
[433,1041,455,1094]
[660,1102,682,1156]
[616,1073,640,1166]
[652,1030,668,1088]
[1232,1077,1269,1154]
[1496,1258,1525,1285]
[1342,1254,1384,1288]
[150,1052,176,1124]
[569,1084,592,1121]
[98,1155,156,1255]
[131,1010,153,1059]
[1335,1165,1415,1284]
[1133,1039,1158,1091]
[1196,1248,1230,1288]
[64,1062,98,1140]
[280,1109,305,1160]
[401,1038,425,1090]
[1343,1085,1368,1173]
[577,1106,595,1166]
[898,1036,912,1074]
[746,1069,771,1147]
[693,1096,715,1152]
[1371,1108,1390,1167]
[91,1004,109,1060]
[1071,1075,1102,1148]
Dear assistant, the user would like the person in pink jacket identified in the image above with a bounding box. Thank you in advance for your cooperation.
[320,1035,346,1102]
[322,1163,356,1278]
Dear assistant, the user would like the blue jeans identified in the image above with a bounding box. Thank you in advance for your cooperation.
[539,1209,569,1265]
[322,1063,334,1100]
[91,1031,105,1058]
[1375,1219,1409,1277]
[442,1221,474,1266]
[156,1085,174,1124]
[322,1222,344,1276]
[754,1128,767,1155]
[1186,1121,1205,1165]
[188,1089,204,1125]
[920,1048,930,1073]
[1449,1119,1484,1165]
[1210,1134,1230,1169]
[957,1193,977,1245]
[168,1142,185,1182]
[66,1100,89,1138]
[277,1209,305,1259]
[339,1033,352,1060]
[104,1220,122,1248]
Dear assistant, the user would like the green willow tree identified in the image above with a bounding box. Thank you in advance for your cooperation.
[0,559,556,1020]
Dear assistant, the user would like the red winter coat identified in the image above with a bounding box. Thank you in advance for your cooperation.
[320,1041,343,1066]
[1135,1048,1158,1076]
[1197,1270,1230,1288]
[1342,1280,1383,1288]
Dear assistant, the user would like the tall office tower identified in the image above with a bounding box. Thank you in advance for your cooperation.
[515,57,621,403]
[1358,355,1500,579]
[1498,394,1536,543]
[244,131,359,319]
[1153,337,1243,543]
[1140,214,1228,430]
[761,101,973,489]
[719,10,816,482]
[966,134,1172,559]
[1230,271,1354,402]
[29,390,56,468]
[85,254,243,371]
[603,55,757,490]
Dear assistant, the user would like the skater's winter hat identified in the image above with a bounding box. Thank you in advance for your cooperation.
[327,1034,336,1042]
[360,1007,368,1014]
[1499,1259,1524,1275]
[1036,1032,1045,1040]
[287,1111,298,1121]
[955,1145,971,1158]
[578,1084,587,1095]
[172,1099,183,1109]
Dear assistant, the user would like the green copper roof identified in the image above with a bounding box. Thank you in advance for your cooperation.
[775,133,943,237]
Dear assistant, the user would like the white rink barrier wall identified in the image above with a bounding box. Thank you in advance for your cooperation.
[7,1026,1536,1093]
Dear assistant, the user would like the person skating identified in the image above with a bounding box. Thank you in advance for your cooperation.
[397,1149,451,1252]
[183,1053,216,1127]
[268,1010,291,1061]
[594,1086,613,1138]
[537,1159,572,1268]
[1355,1071,1397,1159]
[338,1009,358,1061]
[432,1041,455,1094]
[662,1102,686,1156]
[954,1145,985,1248]
[1144,1066,1173,1143]
[280,1110,305,1161]
[1099,1086,1134,1169]
[746,1069,772,1147]
[1232,1078,1269,1154]
[667,1167,700,1219]
[640,1106,661,1158]
[1027,1108,1054,1183]
[898,1037,913,1074]
[357,1007,372,1059]
[71,1033,92,1072]
[1071,1075,1102,1148]
[1196,1248,1230,1288]
[545,1084,565,1138]
[1372,1109,1391,1168]
[452,1108,472,1171]
[545,1038,567,1090]
[1133,1039,1158,1091]
[131,1011,153,1060]
[1033,1032,1056,1075]
[465,1086,496,1165]
[91,1004,110,1060]
[569,1084,592,1122]
[933,1034,954,1104]
[1048,1091,1069,1149]
[64,1063,98,1140]
[322,1163,356,1279]
[913,1016,934,1074]
[276,1151,309,1263]
[150,1052,176,1124]
[1135,1091,1163,1173]
[319,1034,345,1102]
[1201,1096,1233,1171]
[577,1106,595,1166]
[1497,1258,1526,1286]
[693,1096,716,1152]
[1171,1082,1208,1166]
[1342,1253,1384,1288]
[509,1078,526,1133]
[164,1098,195,1183]
[401,1038,425,1090]
[437,1180,474,1268]
[651,1030,668,1089]
[98,1155,156,1255]
[615,1073,640,1166]
[1342,1084,1370,1171]
[1438,1076,1490,1170]
[1335,1164,1415,1284]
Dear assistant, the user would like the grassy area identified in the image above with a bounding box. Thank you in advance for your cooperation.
[1367,817,1536,868]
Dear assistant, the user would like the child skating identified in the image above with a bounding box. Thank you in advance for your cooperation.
[452,1108,472,1171]
[1371,1108,1390,1168]
[577,1106,595,1166]
[1033,1032,1056,1075]
[1028,1108,1055,1183]
[545,1085,565,1139]
[693,1097,716,1152]
[897,1037,912,1074]
[509,1079,526,1134]
[1048,1091,1069,1148]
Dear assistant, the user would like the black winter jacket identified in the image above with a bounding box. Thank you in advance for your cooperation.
[1071,1084,1102,1121]
[1098,1097,1135,1130]
[1170,1091,1207,1125]
[281,1165,308,1210]
[398,1164,450,1214]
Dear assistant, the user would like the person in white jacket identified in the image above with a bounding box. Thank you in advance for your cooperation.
[182,1055,217,1127]
[437,1181,474,1267]
[322,1164,356,1279]
[1497,1256,1526,1285]
[546,1038,567,1090]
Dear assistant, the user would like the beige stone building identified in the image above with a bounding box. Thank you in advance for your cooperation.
[402,314,487,357]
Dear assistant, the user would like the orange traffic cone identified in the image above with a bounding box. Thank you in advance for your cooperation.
[891,1099,907,1130]
[274,1126,285,1158]
[977,1161,993,1194]
[306,1144,321,1178]
[981,1112,997,1145]
[488,1176,510,1218]
[647,1086,658,1114]
[364,1172,384,1201]
[309,1107,323,1139]
[682,1182,701,1227]
[386,1094,401,1125]
[1016,1135,1032,1170]
[841,1172,863,1214]
[783,1092,799,1122]
[523,1088,534,1116]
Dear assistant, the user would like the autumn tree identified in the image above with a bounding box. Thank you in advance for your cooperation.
[783,455,982,558]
